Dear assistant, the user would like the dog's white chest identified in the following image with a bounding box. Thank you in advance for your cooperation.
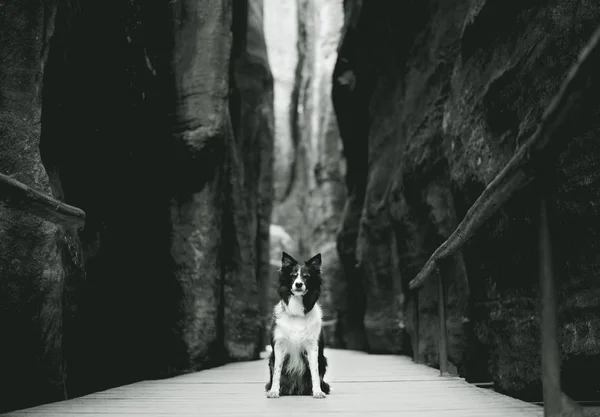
[285,296,305,317]
[279,315,311,345]
[273,299,322,346]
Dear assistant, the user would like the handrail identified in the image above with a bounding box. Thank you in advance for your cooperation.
[407,24,600,417]
[408,25,600,291]
[0,172,86,229]
[538,194,581,415]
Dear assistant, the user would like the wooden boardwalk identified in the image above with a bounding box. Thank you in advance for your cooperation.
[2,349,543,416]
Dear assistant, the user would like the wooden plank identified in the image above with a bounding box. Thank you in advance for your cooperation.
[1,349,542,417]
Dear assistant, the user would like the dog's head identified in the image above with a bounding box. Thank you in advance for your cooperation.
[278,251,322,313]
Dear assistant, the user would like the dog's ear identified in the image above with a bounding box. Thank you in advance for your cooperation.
[281,251,297,268]
[305,253,322,270]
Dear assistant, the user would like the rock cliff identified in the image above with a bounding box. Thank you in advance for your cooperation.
[0,0,273,412]
[333,0,600,400]
[0,2,67,409]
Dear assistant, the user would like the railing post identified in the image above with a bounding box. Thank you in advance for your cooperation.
[538,169,583,417]
[436,266,449,376]
[539,197,562,416]
[412,289,420,363]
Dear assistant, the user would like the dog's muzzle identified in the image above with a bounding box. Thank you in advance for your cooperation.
[292,279,306,293]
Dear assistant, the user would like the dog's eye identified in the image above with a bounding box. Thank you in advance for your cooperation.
[291,272,298,277]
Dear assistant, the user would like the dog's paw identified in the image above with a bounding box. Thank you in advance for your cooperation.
[312,390,326,399]
[266,390,280,399]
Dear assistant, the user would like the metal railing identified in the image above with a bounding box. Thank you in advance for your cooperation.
[407,25,600,417]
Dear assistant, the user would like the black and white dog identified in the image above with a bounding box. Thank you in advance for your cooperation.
[265,251,330,399]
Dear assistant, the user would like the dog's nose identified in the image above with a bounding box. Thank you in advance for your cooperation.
[295,282,303,289]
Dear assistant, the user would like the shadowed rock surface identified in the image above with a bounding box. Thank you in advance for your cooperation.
[230,0,275,352]
[0,1,67,410]
[333,0,600,400]
[0,0,273,413]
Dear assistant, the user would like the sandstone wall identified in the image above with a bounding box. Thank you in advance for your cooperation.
[333,0,600,399]
[0,0,273,412]
[0,1,67,410]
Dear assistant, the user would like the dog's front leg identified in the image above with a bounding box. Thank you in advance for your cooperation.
[307,346,326,399]
[266,341,284,398]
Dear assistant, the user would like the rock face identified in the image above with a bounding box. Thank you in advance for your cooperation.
[0,2,67,410]
[0,0,273,412]
[264,0,346,343]
[333,0,600,400]
[230,0,275,352]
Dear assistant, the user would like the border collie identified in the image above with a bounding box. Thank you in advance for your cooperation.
[265,251,330,399]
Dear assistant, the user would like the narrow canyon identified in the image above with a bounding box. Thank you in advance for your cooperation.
[1,0,600,413]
